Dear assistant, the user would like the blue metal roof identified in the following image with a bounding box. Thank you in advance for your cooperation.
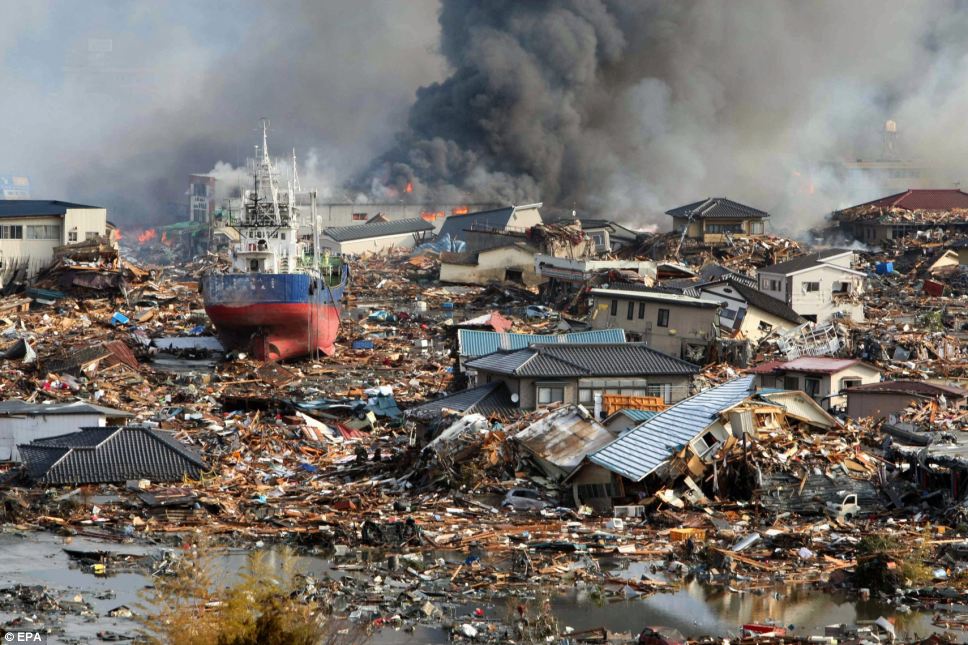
[618,409,660,422]
[589,375,756,482]
[458,328,626,358]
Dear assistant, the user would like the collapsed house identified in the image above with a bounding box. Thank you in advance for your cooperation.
[0,400,133,462]
[833,188,968,243]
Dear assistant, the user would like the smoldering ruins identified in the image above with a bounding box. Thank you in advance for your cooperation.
[2,2,968,644]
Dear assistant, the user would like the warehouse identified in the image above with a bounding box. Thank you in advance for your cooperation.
[0,200,109,277]
[320,217,434,255]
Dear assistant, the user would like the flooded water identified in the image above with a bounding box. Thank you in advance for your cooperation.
[0,531,946,644]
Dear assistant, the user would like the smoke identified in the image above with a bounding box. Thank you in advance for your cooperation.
[363,0,968,233]
[0,0,443,225]
[6,1,968,234]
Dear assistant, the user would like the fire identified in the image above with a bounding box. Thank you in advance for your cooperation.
[421,211,445,222]
[111,228,122,241]
[452,206,469,215]
[161,231,171,246]
[405,181,413,193]
[137,228,157,244]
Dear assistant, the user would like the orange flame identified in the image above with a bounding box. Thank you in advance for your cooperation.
[111,228,122,241]
[405,181,413,193]
[137,229,157,244]
[161,231,171,246]
[452,206,469,215]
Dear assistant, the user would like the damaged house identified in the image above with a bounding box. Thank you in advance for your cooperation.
[833,188,968,243]
[756,249,867,323]
[512,405,617,481]
[439,242,541,286]
[0,400,133,462]
[320,218,434,255]
[436,203,543,253]
[750,357,882,411]
[666,197,770,244]
[696,277,806,342]
[465,342,698,410]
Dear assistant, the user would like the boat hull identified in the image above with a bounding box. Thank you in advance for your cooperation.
[201,271,346,361]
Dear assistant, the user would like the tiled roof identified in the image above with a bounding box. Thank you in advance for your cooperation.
[849,189,968,211]
[404,382,518,421]
[665,198,769,220]
[748,357,879,375]
[457,328,626,359]
[0,399,132,418]
[324,218,433,242]
[466,343,699,378]
[0,201,101,218]
[844,380,967,398]
[20,426,205,485]
[759,249,854,275]
[588,376,756,482]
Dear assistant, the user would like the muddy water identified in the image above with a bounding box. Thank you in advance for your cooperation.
[0,531,944,644]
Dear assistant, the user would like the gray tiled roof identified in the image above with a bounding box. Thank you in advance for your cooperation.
[0,399,132,418]
[405,382,518,421]
[759,249,853,275]
[665,198,769,220]
[588,376,755,482]
[324,218,433,242]
[0,200,101,218]
[20,426,205,485]
[466,343,699,378]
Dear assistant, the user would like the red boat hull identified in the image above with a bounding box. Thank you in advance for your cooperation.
[205,302,340,361]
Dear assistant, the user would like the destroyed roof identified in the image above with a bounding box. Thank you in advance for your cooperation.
[758,249,857,276]
[465,343,698,378]
[665,198,769,220]
[0,200,102,218]
[457,328,626,359]
[404,382,517,420]
[844,379,967,398]
[440,242,535,265]
[512,405,616,473]
[19,426,205,485]
[576,218,641,241]
[589,287,719,308]
[588,375,756,482]
[845,189,968,211]
[0,400,132,418]
[323,218,433,242]
[702,279,806,325]
[437,203,542,240]
[748,357,881,375]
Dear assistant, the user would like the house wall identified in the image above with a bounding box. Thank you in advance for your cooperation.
[0,208,108,276]
[698,283,799,342]
[760,264,865,323]
[846,391,923,420]
[0,412,106,462]
[589,295,718,357]
[568,463,625,510]
[767,364,880,410]
[320,231,421,255]
[439,246,541,286]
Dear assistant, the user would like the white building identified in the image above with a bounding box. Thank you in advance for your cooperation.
[0,200,109,276]
[0,399,132,462]
[756,249,866,323]
[320,218,434,255]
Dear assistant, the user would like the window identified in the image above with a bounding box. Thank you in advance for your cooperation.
[840,378,862,392]
[576,482,615,502]
[26,225,61,240]
[705,222,743,234]
[68,231,78,242]
[803,282,820,293]
[85,231,99,240]
[249,259,260,272]
[590,232,605,248]
[627,301,635,320]
[758,321,773,333]
[536,384,565,406]
[804,377,821,399]
[637,302,645,319]
[0,225,23,239]
[610,299,618,316]
[657,308,670,327]
[721,308,737,321]
[352,212,368,221]
[783,376,799,391]
[832,281,848,294]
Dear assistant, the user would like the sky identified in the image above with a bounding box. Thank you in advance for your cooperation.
[3,1,968,233]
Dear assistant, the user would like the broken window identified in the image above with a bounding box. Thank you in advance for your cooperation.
[804,377,821,399]
[758,320,773,333]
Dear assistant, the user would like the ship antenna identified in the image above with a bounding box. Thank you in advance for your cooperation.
[292,148,301,193]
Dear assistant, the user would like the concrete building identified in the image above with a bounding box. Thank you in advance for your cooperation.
[0,400,132,462]
[188,174,217,223]
[750,357,881,411]
[439,243,541,286]
[465,343,698,410]
[588,287,720,358]
[833,189,968,243]
[845,380,967,421]
[666,198,769,244]
[757,249,866,323]
[0,200,109,276]
[437,203,543,252]
[320,218,434,255]
[696,278,806,342]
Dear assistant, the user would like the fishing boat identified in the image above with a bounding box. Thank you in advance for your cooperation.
[201,121,348,361]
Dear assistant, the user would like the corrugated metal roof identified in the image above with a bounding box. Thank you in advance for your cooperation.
[404,382,518,421]
[458,328,626,358]
[466,343,699,378]
[0,399,132,418]
[323,218,433,242]
[589,376,755,482]
[618,409,661,422]
[513,406,615,472]
[758,390,838,429]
